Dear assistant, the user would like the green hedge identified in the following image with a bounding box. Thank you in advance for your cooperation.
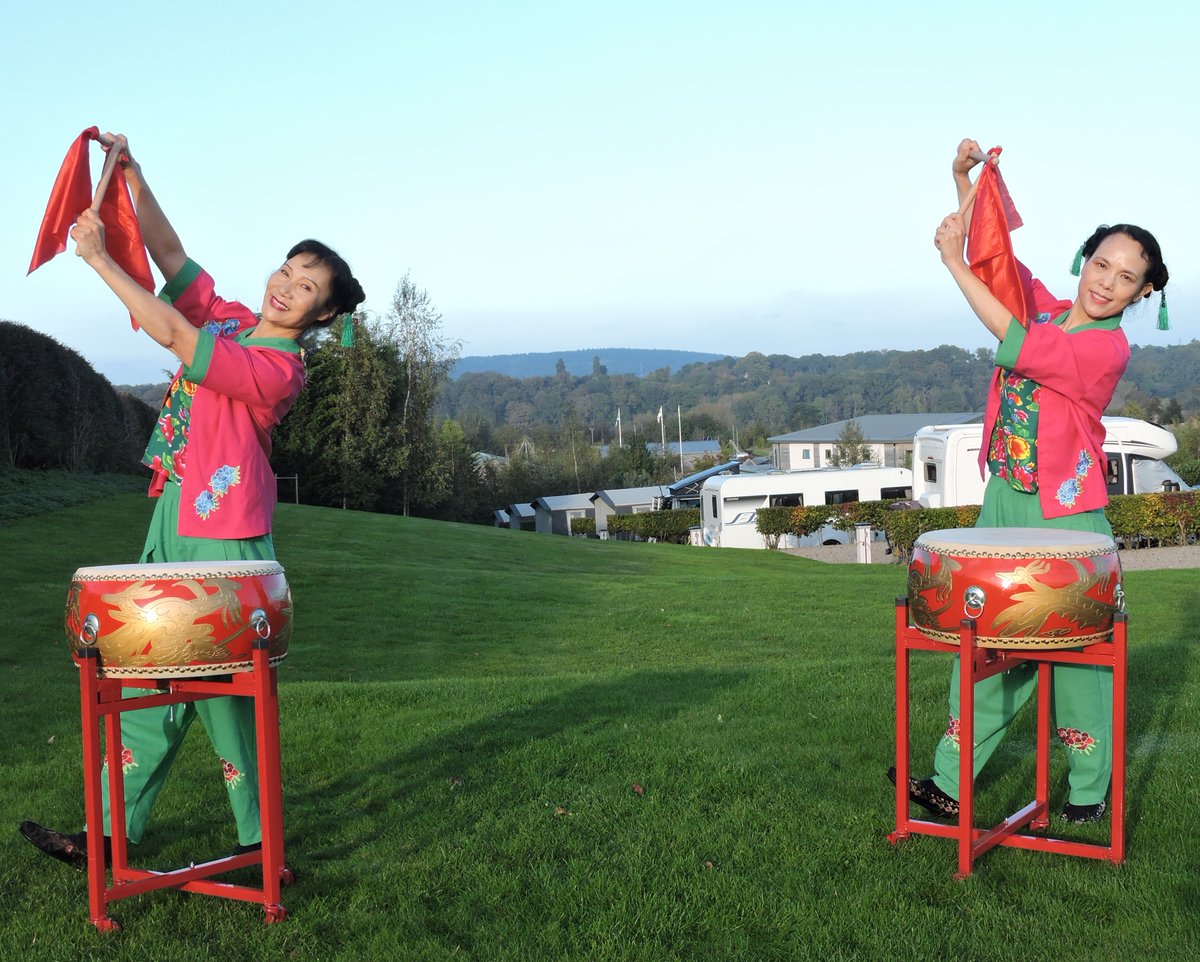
[570,517,596,537]
[607,508,701,544]
[750,491,1198,558]
[882,492,1199,560]
[1106,491,1200,546]
[880,505,981,562]
[756,500,916,549]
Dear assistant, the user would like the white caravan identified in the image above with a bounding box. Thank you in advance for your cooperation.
[699,465,913,549]
[913,416,1188,508]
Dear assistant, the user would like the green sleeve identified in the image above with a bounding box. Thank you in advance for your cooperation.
[158,258,202,305]
[994,317,1026,370]
[183,329,216,383]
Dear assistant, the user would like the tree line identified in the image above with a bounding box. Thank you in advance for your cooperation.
[7,295,1200,523]
[437,340,1200,454]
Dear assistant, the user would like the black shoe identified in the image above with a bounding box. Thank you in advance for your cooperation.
[1060,800,1107,824]
[232,840,262,856]
[19,821,110,870]
[887,767,960,819]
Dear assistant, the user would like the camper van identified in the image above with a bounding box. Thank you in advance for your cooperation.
[699,465,913,549]
[913,416,1189,508]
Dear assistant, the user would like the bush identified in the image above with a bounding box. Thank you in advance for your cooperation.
[754,506,793,549]
[607,508,700,544]
[828,499,899,535]
[571,516,596,537]
[1107,491,1200,546]
[881,505,980,562]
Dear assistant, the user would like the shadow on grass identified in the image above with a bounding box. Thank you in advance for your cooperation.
[274,667,747,879]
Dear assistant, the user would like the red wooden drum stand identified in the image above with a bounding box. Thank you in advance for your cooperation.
[887,598,1128,879]
[64,561,293,929]
[75,641,291,930]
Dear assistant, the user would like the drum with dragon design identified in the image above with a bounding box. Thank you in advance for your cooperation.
[65,562,292,677]
[907,527,1121,649]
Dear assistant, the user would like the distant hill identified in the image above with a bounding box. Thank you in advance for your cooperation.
[451,348,726,380]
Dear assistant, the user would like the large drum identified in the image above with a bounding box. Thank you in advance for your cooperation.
[65,562,292,677]
[907,527,1122,649]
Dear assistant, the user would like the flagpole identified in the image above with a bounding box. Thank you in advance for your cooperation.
[677,406,684,471]
[616,408,623,448]
[658,406,665,455]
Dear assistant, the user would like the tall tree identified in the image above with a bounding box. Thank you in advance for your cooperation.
[380,274,461,516]
[830,419,875,467]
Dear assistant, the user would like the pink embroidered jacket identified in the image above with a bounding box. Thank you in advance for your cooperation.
[981,312,1129,519]
[150,260,305,539]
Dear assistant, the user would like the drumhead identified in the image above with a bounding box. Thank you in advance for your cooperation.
[914,526,1116,557]
[71,561,285,581]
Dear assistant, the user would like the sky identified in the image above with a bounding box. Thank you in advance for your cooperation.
[2,0,1196,385]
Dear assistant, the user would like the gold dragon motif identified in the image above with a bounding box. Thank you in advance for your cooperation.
[989,558,1117,639]
[91,577,246,667]
[908,552,962,629]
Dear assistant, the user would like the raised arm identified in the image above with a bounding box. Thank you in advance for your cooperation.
[72,209,199,365]
[934,211,1012,340]
[100,133,189,282]
[952,138,983,227]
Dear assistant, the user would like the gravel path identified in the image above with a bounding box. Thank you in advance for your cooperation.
[782,542,1200,571]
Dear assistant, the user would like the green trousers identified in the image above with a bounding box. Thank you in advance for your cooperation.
[100,481,273,845]
[931,476,1115,806]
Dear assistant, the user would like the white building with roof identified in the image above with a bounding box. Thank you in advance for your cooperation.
[768,413,982,471]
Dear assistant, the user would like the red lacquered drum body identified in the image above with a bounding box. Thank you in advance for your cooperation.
[65,562,291,677]
[907,527,1122,649]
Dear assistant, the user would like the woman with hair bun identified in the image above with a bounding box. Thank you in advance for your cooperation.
[21,133,366,867]
[895,138,1169,826]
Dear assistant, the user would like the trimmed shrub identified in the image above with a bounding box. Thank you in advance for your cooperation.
[755,506,793,549]
[607,508,700,544]
[570,517,596,537]
[1107,491,1200,546]
[881,505,980,562]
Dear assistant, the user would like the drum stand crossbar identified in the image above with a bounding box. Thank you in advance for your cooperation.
[887,598,1127,879]
[76,640,291,931]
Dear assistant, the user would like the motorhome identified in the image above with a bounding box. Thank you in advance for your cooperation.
[699,465,913,549]
[913,416,1188,508]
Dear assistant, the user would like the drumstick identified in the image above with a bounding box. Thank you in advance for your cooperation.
[90,140,123,212]
[958,150,1000,216]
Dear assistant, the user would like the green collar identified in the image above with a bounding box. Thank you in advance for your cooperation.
[1053,309,1123,333]
[236,327,302,354]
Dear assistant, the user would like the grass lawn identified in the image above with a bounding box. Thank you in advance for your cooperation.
[1,488,1197,961]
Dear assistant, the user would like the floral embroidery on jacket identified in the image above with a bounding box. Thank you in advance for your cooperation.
[203,317,241,337]
[1055,448,1095,509]
[194,464,242,520]
[1057,726,1097,755]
